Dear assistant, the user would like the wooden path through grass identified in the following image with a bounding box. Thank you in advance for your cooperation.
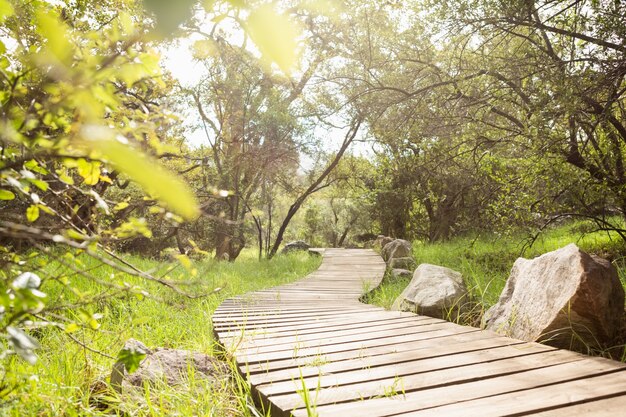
[213,248,626,416]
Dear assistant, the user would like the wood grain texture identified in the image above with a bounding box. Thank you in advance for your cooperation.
[213,248,626,416]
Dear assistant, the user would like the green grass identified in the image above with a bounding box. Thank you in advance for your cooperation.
[365,220,626,327]
[3,249,321,416]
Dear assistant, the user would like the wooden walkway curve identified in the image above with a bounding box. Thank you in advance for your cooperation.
[213,248,626,416]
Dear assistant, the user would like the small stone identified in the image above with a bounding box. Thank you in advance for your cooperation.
[391,269,412,279]
[388,257,417,271]
[374,235,394,250]
[281,240,310,254]
[381,239,412,261]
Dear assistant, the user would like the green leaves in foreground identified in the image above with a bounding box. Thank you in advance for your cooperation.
[81,126,200,221]
[116,346,147,374]
[246,4,301,74]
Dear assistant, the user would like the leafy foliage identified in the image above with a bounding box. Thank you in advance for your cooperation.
[0,0,311,405]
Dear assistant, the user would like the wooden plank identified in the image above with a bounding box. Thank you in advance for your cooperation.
[235,318,445,353]
[398,368,626,417]
[239,328,480,371]
[260,341,554,397]
[212,307,379,322]
[216,312,417,337]
[217,316,435,351]
[271,349,581,410]
[242,328,488,374]
[291,358,625,417]
[213,308,382,327]
[237,323,476,364]
[232,316,441,350]
[249,333,525,385]
[531,395,626,416]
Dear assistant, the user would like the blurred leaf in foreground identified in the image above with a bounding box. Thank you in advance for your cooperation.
[246,4,301,74]
[142,0,196,35]
[80,126,200,221]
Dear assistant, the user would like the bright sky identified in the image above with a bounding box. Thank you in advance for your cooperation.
[160,38,210,147]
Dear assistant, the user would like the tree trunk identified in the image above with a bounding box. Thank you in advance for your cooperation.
[267,118,362,258]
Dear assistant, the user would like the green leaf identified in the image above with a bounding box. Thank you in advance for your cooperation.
[65,229,88,241]
[0,189,15,200]
[116,347,147,374]
[35,10,73,64]
[24,159,48,175]
[117,63,149,86]
[192,39,216,60]
[38,204,54,215]
[176,254,192,270]
[88,318,100,330]
[246,4,300,74]
[0,0,14,23]
[81,127,200,220]
[56,169,74,185]
[77,159,101,186]
[26,205,40,222]
[65,323,80,333]
[28,178,49,191]
[114,202,129,211]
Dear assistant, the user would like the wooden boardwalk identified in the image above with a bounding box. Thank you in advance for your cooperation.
[213,248,626,416]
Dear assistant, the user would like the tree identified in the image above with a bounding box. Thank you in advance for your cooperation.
[421,0,626,236]
[317,0,626,241]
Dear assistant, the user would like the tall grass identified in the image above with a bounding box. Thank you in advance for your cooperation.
[365,220,626,325]
[3,250,320,416]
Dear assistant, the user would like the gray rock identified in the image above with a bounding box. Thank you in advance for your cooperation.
[111,339,227,393]
[374,235,394,250]
[388,257,417,271]
[392,264,468,319]
[484,244,624,350]
[281,240,310,254]
[381,239,412,262]
[391,269,412,280]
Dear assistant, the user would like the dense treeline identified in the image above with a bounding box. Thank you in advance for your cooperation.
[333,0,626,242]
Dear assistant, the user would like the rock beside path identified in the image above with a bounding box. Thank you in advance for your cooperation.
[382,239,412,262]
[281,240,310,254]
[111,339,227,393]
[374,235,394,250]
[391,269,412,280]
[388,257,417,271]
[392,264,468,319]
[484,244,624,350]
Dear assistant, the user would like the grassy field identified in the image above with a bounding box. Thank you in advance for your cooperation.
[4,250,321,417]
[365,220,626,329]
[7,221,626,415]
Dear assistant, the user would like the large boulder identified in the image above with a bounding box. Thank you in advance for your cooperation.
[392,264,468,319]
[484,244,625,350]
[111,339,226,393]
[281,240,310,254]
[381,239,412,262]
